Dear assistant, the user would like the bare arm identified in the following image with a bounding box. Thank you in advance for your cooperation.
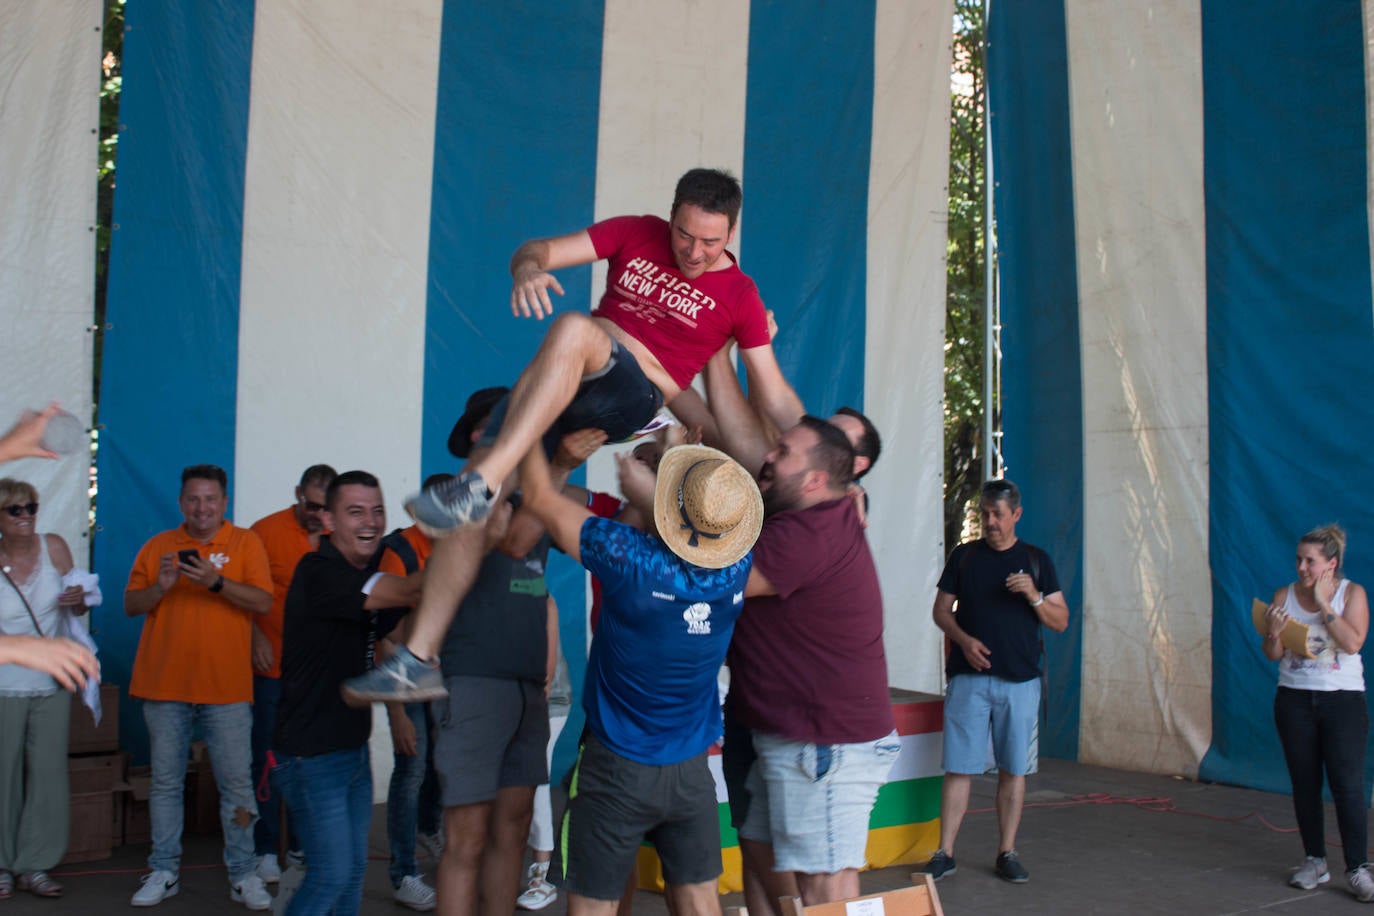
[545,596,560,694]
[125,553,179,617]
[702,345,775,475]
[518,442,594,564]
[510,230,601,319]
[176,554,272,615]
[0,404,60,463]
[46,534,88,616]
[665,387,722,451]
[1005,571,1069,633]
[1261,586,1289,662]
[0,635,98,691]
[501,430,606,558]
[738,343,805,440]
[364,570,426,611]
[1317,573,1368,655]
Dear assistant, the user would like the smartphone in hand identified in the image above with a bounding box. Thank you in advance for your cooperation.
[177,548,200,565]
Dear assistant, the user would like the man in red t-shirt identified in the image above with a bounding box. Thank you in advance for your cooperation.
[348,169,804,704]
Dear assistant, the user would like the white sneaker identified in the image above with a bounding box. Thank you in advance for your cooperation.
[393,874,436,911]
[256,854,282,884]
[131,870,179,907]
[230,873,273,911]
[1349,863,1374,902]
[516,862,557,911]
[1290,855,1329,890]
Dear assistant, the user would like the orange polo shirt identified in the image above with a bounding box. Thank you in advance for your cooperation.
[251,506,324,678]
[127,521,273,705]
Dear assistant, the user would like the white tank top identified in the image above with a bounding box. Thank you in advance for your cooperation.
[1277,579,1365,692]
[0,535,64,695]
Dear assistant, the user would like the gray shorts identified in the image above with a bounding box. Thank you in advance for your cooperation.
[560,733,721,899]
[432,676,549,807]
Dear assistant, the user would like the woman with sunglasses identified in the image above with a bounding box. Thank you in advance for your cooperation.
[1261,524,1373,901]
[0,478,88,899]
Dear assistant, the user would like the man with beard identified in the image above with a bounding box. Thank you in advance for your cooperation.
[726,418,898,909]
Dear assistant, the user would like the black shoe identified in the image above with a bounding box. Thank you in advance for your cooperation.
[995,850,1029,884]
[919,849,957,881]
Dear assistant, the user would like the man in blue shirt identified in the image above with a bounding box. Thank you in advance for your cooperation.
[517,439,762,916]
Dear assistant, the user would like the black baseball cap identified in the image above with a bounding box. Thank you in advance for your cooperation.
[447,386,509,458]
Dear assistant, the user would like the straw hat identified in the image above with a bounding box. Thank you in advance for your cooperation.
[653,445,763,569]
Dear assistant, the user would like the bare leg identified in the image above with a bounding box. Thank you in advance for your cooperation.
[437,802,492,916]
[739,838,796,916]
[664,880,723,916]
[480,786,535,916]
[995,772,1025,853]
[795,870,859,906]
[407,523,486,660]
[937,773,971,855]
[469,313,613,490]
[570,893,622,916]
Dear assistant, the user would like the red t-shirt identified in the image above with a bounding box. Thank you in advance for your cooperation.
[728,498,894,744]
[588,214,771,390]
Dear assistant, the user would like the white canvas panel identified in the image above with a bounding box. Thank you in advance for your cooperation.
[0,0,101,562]
[234,0,440,529]
[866,0,954,694]
[1066,0,1211,776]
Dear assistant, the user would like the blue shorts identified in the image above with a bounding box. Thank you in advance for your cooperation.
[478,339,664,455]
[941,673,1040,777]
[739,729,901,874]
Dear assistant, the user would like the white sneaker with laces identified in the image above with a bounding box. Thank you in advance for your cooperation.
[516,862,558,911]
[230,873,273,911]
[394,874,436,912]
[256,854,282,884]
[1290,855,1329,890]
[1349,863,1374,902]
[131,870,179,907]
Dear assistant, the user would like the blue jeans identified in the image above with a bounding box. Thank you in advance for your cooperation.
[386,702,442,887]
[275,746,372,916]
[1274,686,1370,872]
[251,674,294,857]
[143,700,257,880]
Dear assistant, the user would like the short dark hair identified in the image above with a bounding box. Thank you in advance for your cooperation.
[671,168,743,228]
[181,464,227,494]
[326,470,381,511]
[298,464,338,489]
[834,407,881,479]
[798,415,855,491]
[980,478,1021,511]
[422,472,455,490]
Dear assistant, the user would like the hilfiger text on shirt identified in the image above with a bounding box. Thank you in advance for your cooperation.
[617,258,718,320]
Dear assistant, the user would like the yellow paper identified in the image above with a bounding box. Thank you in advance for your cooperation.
[1252,598,1313,658]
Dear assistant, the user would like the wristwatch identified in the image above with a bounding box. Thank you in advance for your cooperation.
[209,575,225,593]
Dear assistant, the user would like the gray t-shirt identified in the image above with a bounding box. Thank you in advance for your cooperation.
[438,536,549,683]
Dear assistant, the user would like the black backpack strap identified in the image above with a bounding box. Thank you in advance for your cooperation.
[381,528,421,574]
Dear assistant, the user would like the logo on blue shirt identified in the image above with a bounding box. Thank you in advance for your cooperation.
[683,602,712,635]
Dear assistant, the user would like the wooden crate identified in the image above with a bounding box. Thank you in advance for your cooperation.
[67,685,120,755]
[60,790,114,865]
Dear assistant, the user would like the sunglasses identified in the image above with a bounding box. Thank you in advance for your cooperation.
[299,498,327,512]
[3,503,38,518]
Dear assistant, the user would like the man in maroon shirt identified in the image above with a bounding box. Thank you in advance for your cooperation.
[347,169,805,704]
[732,418,898,908]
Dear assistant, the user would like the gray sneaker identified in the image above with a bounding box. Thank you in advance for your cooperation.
[995,850,1030,884]
[1348,863,1374,902]
[918,850,956,881]
[340,646,446,705]
[404,471,497,537]
[1291,856,1329,890]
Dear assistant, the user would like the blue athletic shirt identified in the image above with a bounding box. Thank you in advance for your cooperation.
[578,516,751,766]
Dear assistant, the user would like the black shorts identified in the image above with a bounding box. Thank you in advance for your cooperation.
[720,699,756,830]
[432,676,549,807]
[478,339,664,454]
[559,734,721,899]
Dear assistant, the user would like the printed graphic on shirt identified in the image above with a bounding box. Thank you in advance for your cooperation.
[609,257,717,330]
[209,552,229,570]
[683,602,711,635]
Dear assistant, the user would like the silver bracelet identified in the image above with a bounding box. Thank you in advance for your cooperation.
[1030,593,1045,608]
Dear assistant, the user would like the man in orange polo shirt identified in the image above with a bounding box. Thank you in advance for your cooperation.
[124,464,274,911]
[248,463,337,883]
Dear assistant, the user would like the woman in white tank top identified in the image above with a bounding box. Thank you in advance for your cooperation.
[1260,524,1371,901]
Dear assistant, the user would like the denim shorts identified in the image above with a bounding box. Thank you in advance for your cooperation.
[477,339,664,454]
[941,673,1040,776]
[739,729,901,873]
[432,676,549,806]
